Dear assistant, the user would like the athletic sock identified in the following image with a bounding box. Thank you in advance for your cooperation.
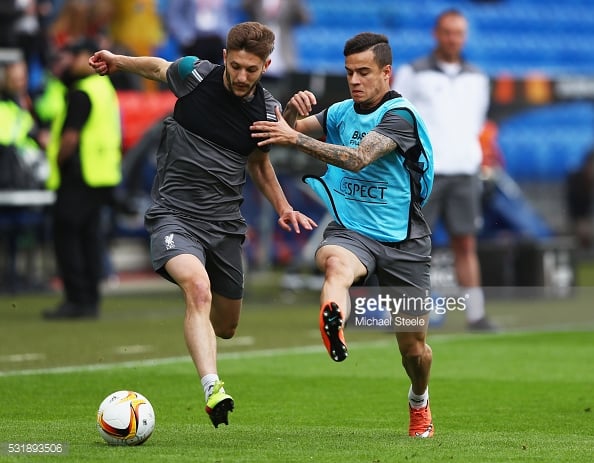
[201,374,222,402]
[408,385,429,409]
[462,286,486,323]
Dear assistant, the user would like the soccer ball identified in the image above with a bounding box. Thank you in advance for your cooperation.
[96,390,155,446]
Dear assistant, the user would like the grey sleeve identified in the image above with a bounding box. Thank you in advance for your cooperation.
[373,110,418,154]
[263,87,282,121]
[314,110,327,134]
[166,57,218,98]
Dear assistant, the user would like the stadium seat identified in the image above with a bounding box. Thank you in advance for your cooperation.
[297,0,594,77]
[499,102,594,181]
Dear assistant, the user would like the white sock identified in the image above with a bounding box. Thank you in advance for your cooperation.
[201,374,221,402]
[408,385,429,409]
[462,287,485,323]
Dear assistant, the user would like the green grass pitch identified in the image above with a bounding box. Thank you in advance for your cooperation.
[1,275,594,462]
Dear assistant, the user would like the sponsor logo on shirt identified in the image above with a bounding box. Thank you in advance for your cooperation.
[336,177,388,204]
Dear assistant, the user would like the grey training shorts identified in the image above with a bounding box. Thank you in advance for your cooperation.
[317,221,431,291]
[421,173,483,236]
[147,215,245,299]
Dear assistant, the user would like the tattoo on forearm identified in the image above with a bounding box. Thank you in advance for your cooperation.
[296,134,359,170]
[295,131,397,171]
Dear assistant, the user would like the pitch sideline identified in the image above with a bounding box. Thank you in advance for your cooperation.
[0,332,509,378]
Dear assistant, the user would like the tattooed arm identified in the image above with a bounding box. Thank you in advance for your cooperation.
[251,107,397,172]
[293,130,396,172]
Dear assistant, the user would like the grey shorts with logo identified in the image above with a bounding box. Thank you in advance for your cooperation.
[422,173,483,236]
[317,222,431,291]
[147,215,245,299]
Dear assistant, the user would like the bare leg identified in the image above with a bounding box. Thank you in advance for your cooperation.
[451,234,490,325]
[315,244,367,317]
[211,292,242,340]
[400,328,434,437]
[165,254,218,378]
[396,330,432,395]
[451,234,481,288]
[165,254,237,427]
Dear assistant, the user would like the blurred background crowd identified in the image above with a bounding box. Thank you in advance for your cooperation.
[1,0,593,295]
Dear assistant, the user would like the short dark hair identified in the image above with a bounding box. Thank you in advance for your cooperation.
[226,22,275,61]
[434,8,466,29]
[343,32,392,67]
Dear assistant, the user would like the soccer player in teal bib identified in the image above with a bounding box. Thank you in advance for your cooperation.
[252,32,435,437]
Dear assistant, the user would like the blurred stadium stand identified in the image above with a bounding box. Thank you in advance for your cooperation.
[112,1,594,279]
[4,0,593,293]
[295,0,594,77]
[499,102,594,181]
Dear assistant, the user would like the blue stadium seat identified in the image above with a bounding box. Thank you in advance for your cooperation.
[499,102,594,181]
[297,0,594,77]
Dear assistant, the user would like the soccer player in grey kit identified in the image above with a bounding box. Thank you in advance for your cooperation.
[89,22,316,428]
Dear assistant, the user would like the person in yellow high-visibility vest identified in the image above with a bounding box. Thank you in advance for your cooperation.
[42,39,122,320]
[0,58,47,189]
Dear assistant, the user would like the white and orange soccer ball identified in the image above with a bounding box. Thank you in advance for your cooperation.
[96,390,155,446]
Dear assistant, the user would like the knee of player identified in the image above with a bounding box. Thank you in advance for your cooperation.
[323,255,354,282]
[182,277,212,307]
[214,323,238,339]
[400,339,432,360]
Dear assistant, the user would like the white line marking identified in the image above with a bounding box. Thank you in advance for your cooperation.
[0,353,46,363]
[218,336,255,347]
[0,341,364,378]
[114,345,155,355]
[1,328,591,378]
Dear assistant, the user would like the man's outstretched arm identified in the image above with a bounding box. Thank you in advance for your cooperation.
[89,50,170,83]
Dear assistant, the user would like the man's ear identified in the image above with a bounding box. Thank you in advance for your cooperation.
[263,57,272,73]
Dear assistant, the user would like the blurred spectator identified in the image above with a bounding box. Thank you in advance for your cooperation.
[241,0,309,101]
[33,47,68,149]
[0,57,48,189]
[166,0,233,64]
[106,0,164,57]
[34,1,54,64]
[47,0,91,50]
[3,57,34,114]
[0,1,40,59]
[566,149,594,250]
[0,2,23,48]
[37,1,92,131]
[42,39,122,320]
[45,0,144,90]
[0,0,53,93]
[393,9,496,332]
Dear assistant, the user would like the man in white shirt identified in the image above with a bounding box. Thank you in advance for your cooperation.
[393,9,496,331]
